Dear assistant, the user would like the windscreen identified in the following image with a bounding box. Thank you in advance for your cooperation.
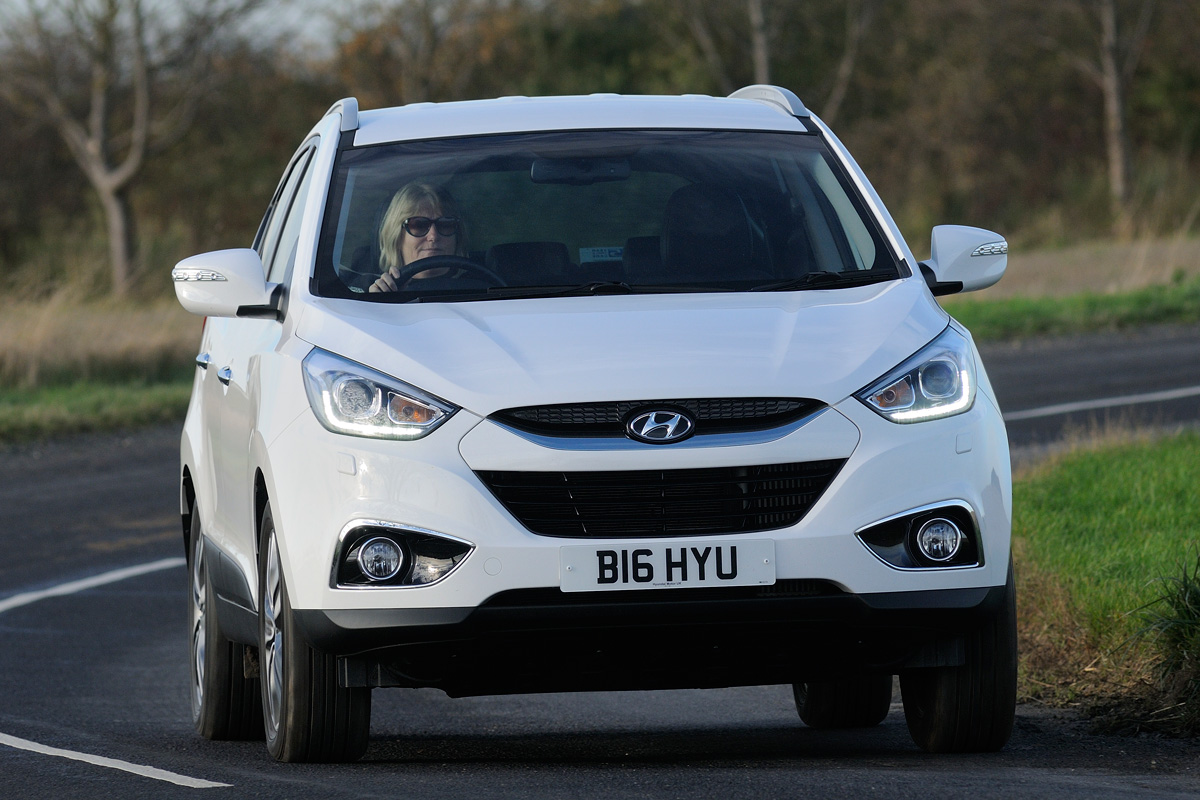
[314,129,901,302]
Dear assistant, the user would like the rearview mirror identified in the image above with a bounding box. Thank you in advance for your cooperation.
[530,157,631,185]
[919,225,1007,296]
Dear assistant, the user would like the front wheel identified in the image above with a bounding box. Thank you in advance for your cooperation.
[258,501,371,762]
[188,506,262,740]
[793,675,893,729]
[899,561,1018,753]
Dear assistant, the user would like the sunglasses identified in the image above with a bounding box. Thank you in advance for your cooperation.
[403,216,459,237]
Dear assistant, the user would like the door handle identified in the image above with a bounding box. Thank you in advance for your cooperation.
[217,367,232,386]
[195,352,211,370]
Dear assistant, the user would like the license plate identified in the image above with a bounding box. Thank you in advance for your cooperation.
[559,539,775,593]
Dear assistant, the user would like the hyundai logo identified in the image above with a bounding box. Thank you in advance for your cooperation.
[625,409,696,444]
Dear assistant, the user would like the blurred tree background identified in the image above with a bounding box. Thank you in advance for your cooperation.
[0,0,1196,298]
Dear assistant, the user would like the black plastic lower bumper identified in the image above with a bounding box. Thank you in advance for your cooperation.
[294,581,1008,697]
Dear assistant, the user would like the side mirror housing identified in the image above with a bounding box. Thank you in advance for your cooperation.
[919,225,1008,297]
[172,248,281,319]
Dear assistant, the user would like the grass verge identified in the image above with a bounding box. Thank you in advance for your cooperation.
[944,274,1200,341]
[1014,428,1200,734]
[0,294,199,443]
[0,379,193,442]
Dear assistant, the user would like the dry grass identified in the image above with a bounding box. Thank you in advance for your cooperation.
[1015,537,1159,710]
[989,235,1200,299]
[0,289,202,388]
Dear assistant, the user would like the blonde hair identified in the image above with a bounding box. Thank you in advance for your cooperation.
[378,182,467,271]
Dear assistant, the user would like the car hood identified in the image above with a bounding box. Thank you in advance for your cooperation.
[293,279,949,417]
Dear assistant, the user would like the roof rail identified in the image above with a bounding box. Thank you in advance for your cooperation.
[728,85,810,119]
[325,97,360,132]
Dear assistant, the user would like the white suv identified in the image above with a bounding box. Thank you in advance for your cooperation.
[174,85,1015,763]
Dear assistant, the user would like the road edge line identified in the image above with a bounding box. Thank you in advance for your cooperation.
[0,732,231,789]
[0,557,185,615]
[1004,384,1200,422]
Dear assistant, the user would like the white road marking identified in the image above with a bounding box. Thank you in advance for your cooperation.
[0,557,184,614]
[0,732,230,789]
[1004,384,1200,422]
[0,557,231,789]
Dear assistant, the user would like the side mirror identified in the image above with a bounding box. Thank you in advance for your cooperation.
[919,225,1008,297]
[172,248,281,319]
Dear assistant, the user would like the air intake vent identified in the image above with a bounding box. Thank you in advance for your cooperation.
[475,460,845,538]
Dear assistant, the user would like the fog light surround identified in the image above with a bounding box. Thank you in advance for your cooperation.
[855,501,981,570]
[333,520,474,588]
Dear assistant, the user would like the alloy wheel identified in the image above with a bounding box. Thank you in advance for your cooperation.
[262,529,285,740]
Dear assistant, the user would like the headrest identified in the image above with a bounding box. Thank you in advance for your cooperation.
[486,241,571,285]
[660,184,752,279]
[621,236,661,283]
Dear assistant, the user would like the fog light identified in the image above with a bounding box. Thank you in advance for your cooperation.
[358,537,404,581]
[916,518,962,562]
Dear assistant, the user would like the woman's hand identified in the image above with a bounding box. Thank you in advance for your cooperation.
[369,265,401,292]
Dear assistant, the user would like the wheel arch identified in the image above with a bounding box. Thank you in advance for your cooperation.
[254,468,270,565]
[181,466,196,558]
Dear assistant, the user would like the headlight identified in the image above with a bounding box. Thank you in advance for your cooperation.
[856,326,976,423]
[302,349,456,439]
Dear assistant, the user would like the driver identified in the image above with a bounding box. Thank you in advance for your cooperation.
[369,182,468,292]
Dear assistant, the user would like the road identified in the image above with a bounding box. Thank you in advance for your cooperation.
[980,324,1200,462]
[1,325,1199,798]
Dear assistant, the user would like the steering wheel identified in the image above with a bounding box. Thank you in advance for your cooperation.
[388,255,507,289]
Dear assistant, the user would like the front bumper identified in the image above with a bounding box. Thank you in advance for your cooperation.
[263,392,1010,613]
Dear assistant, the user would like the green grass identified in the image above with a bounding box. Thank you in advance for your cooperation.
[0,378,193,442]
[944,275,1200,340]
[1014,431,1200,644]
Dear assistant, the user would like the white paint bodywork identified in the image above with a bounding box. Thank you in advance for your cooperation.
[177,90,1011,620]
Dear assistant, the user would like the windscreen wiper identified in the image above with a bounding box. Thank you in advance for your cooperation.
[749,271,892,292]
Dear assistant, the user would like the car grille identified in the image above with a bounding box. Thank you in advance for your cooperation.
[490,398,823,437]
[475,460,845,538]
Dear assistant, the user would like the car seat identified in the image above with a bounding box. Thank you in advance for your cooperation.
[659,184,753,282]
[486,241,572,286]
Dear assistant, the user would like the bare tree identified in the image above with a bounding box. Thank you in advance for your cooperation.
[677,0,770,93]
[0,0,263,295]
[748,0,770,85]
[679,0,735,94]
[821,0,877,126]
[1046,0,1156,236]
[331,0,517,108]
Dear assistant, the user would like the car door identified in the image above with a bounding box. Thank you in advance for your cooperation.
[202,142,316,565]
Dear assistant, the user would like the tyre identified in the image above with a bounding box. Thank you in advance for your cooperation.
[258,501,371,762]
[793,675,893,728]
[899,561,1018,753]
[188,506,263,740]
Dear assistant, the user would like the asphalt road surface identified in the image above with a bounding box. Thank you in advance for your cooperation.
[1,325,1199,798]
[980,324,1200,462]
